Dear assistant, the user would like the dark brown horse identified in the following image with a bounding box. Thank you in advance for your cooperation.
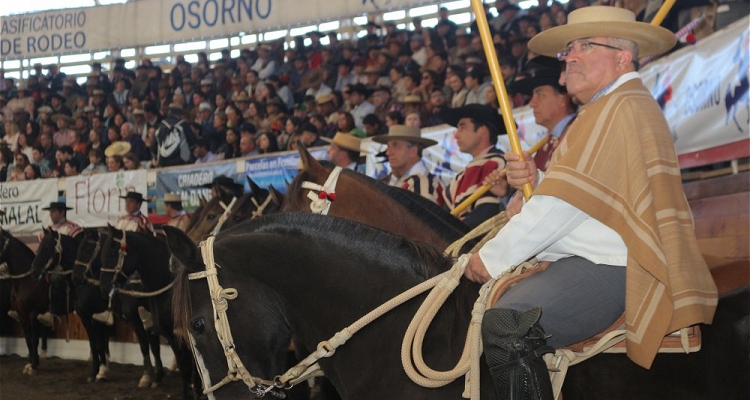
[99,226,199,399]
[283,145,471,251]
[0,228,52,375]
[32,229,112,382]
[167,213,489,400]
[168,213,750,400]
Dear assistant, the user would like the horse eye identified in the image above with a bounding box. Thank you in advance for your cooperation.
[233,215,241,222]
[190,318,205,335]
[208,214,217,220]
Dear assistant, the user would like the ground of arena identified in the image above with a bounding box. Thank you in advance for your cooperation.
[0,354,183,400]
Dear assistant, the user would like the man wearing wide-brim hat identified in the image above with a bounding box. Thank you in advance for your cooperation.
[41,202,83,238]
[115,191,154,235]
[322,132,366,173]
[163,193,191,232]
[467,7,717,400]
[372,125,442,203]
[438,104,508,228]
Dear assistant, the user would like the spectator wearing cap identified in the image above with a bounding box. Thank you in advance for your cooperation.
[464,66,491,105]
[115,191,154,235]
[439,104,508,228]
[374,124,442,203]
[49,91,72,117]
[164,193,191,231]
[193,137,220,163]
[323,131,366,173]
[348,84,376,130]
[300,122,327,147]
[251,44,277,81]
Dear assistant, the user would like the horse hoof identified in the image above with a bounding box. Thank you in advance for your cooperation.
[138,373,152,388]
[7,310,19,322]
[39,349,47,359]
[22,363,32,374]
[96,365,109,381]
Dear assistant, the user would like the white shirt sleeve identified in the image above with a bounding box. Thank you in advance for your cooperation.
[478,194,590,278]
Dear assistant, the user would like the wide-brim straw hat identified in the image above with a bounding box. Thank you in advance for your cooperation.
[372,124,437,147]
[104,141,132,157]
[163,193,182,203]
[400,95,423,104]
[322,132,364,153]
[528,6,676,58]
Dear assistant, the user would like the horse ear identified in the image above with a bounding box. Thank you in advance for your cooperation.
[246,176,262,194]
[268,185,285,205]
[163,226,204,273]
[298,142,326,178]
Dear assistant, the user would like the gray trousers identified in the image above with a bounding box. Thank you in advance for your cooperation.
[493,256,626,348]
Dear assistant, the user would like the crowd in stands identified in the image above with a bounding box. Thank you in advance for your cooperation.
[0,0,697,182]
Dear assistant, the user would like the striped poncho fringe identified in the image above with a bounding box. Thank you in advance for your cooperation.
[535,79,718,368]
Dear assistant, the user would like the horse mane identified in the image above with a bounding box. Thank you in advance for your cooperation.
[2,230,35,261]
[223,212,454,278]
[287,163,470,244]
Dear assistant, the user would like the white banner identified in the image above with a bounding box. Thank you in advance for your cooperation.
[0,178,59,236]
[641,19,750,156]
[0,0,425,59]
[65,170,147,227]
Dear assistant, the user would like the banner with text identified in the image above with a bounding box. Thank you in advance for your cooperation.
[244,148,328,194]
[154,162,237,213]
[1,0,430,59]
[0,178,58,236]
[65,170,148,227]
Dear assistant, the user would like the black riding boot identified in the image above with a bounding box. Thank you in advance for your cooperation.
[482,307,555,400]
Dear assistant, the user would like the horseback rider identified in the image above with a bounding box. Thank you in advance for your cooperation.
[115,191,154,235]
[28,202,83,327]
[438,104,508,228]
[464,7,718,400]
[372,124,443,204]
[163,193,190,232]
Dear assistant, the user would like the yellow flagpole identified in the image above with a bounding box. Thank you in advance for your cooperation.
[469,0,533,201]
[451,135,548,216]
[650,0,677,26]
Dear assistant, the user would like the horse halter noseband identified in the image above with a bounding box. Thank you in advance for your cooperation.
[211,197,238,236]
[100,232,129,285]
[250,194,274,218]
[188,236,287,398]
[301,166,343,215]
[73,237,102,285]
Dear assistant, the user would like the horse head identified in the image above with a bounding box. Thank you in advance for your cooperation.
[186,196,229,243]
[73,228,102,286]
[165,225,295,399]
[99,225,132,296]
[222,178,280,231]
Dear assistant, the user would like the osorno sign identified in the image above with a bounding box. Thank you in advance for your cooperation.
[1,0,426,59]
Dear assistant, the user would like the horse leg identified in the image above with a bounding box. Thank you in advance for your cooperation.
[27,320,42,375]
[130,317,155,389]
[169,339,198,400]
[148,330,165,386]
[39,325,49,359]
[80,317,100,382]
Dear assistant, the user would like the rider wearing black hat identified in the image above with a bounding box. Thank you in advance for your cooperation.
[41,202,82,238]
[115,191,154,234]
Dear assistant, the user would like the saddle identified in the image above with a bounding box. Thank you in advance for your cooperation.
[488,260,702,400]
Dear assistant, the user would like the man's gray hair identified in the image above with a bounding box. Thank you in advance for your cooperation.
[610,38,640,71]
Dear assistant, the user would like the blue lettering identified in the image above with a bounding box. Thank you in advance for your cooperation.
[238,0,252,21]
[203,0,219,27]
[222,0,236,24]
[256,0,271,19]
[171,3,186,30]
[188,1,201,29]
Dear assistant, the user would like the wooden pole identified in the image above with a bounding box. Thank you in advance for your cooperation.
[469,0,533,201]
[451,136,549,216]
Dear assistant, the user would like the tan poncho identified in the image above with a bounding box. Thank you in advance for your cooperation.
[536,79,718,368]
